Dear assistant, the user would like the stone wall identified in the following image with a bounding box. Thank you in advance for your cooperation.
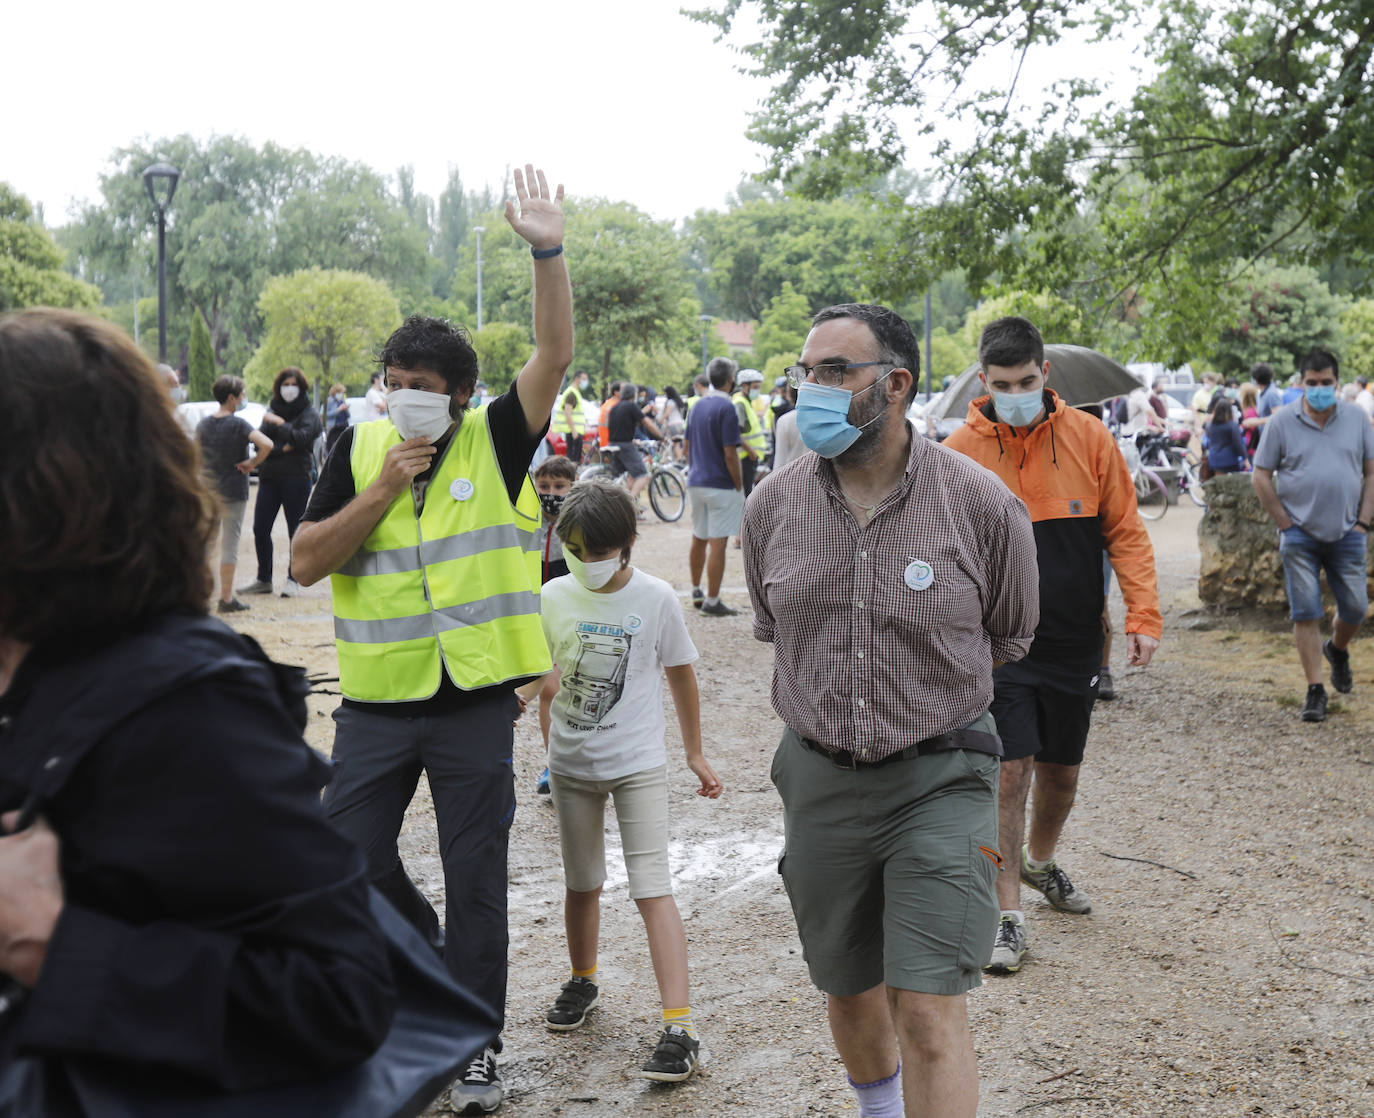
[1197,473,1374,612]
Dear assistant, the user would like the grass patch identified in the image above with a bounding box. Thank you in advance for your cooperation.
[1275,694,1301,709]
[1220,632,1240,642]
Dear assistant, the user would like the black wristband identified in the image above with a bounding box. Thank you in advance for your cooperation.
[531,243,563,260]
[1358,520,1370,531]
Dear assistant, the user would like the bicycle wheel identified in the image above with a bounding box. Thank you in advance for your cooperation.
[577,463,611,482]
[1134,468,1168,520]
[1176,456,1207,508]
[647,468,686,522]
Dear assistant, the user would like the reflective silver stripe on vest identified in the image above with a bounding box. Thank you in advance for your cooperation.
[333,590,541,644]
[337,523,538,578]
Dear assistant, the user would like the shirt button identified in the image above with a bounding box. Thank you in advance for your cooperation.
[857,601,865,609]
[856,651,864,659]
[857,699,865,707]
[859,551,868,559]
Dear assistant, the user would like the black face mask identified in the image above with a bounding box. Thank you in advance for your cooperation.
[538,493,566,519]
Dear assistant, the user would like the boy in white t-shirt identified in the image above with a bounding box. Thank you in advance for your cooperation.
[528,479,723,1083]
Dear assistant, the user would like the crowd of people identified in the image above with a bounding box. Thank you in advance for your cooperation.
[2,161,1370,1118]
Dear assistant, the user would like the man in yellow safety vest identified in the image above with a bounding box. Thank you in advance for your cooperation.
[552,368,590,464]
[732,368,768,496]
[292,164,573,1116]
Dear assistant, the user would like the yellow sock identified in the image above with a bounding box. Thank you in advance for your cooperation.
[663,1006,695,1038]
[572,964,597,981]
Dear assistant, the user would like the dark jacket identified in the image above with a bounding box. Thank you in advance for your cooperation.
[258,398,322,481]
[1206,419,1248,471]
[0,612,395,1092]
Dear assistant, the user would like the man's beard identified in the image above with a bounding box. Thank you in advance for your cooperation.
[834,386,893,468]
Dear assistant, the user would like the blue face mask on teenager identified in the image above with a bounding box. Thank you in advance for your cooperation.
[990,389,1045,428]
[1304,384,1337,411]
[795,371,893,458]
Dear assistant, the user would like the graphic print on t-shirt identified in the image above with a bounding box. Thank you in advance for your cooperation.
[566,621,632,722]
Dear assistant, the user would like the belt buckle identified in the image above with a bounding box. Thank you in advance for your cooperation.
[832,749,859,770]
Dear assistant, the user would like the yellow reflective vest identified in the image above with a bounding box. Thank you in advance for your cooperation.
[330,411,551,702]
[733,392,768,459]
[551,384,584,434]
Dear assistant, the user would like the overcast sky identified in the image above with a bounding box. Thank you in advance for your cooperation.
[5,1,1147,228]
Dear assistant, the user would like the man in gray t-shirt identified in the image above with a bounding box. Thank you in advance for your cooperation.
[1253,349,1374,722]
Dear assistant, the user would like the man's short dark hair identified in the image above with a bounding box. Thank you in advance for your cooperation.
[693,374,708,391]
[1250,362,1274,387]
[212,374,245,404]
[978,316,1045,372]
[707,356,738,391]
[619,382,637,400]
[377,315,479,395]
[811,303,922,407]
[1299,349,1340,379]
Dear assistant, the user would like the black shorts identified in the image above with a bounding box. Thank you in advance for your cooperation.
[611,444,648,479]
[990,658,1099,766]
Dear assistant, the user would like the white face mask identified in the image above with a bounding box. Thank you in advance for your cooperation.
[565,551,623,590]
[387,388,455,443]
[279,384,300,403]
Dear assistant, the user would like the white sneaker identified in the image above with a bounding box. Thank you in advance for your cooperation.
[1020,846,1093,914]
[985,915,1028,973]
[280,578,300,598]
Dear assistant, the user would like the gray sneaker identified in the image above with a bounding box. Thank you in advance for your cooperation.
[700,600,738,617]
[238,579,273,595]
[1020,846,1093,914]
[451,1046,502,1114]
[985,915,1028,973]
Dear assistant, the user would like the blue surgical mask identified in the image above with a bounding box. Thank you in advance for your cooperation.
[794,372,892,458]
[1305,384,1337,411]
[991,389,1045,428]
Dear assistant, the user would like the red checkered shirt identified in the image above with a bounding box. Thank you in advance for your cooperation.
[742,429,1039,761]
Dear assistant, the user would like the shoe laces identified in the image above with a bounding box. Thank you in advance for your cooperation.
[1042,862,1074,897]
[995,918,1021,947]
[462,1049,494,1083]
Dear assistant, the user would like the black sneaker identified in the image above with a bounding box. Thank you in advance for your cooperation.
[691,588,704,610]
[450,1046,503,1114]
[216,598,250,614]
[1096,668,1115,701]
[700,600,738,617]
[546,976,598,1031]
[1323,639,1353,693]
[1301,684,1328,723]
[640,1024,699,1082]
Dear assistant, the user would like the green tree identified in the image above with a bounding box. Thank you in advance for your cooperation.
[1339,300,1374,384]
[0,184,101,311]
[187,307,215,400]
[696,0,1374,362]
[962,292,1086,351]
[622,345,701,392]
[753,281,812,363]
[471,322,533,392]
[1210,264,1348,379]
[243,268,401,399]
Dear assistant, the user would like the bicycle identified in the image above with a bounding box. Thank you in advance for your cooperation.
[1138,433,1206,508]
[1119,437,1169,521]
[577,439,688,523]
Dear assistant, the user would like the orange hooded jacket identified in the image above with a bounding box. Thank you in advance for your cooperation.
[943,390,1162,664]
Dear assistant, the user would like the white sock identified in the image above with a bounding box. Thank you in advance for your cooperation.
[1025,848,1053,872]
[1001,909,1025,924]
[692,585,703,595]
[705,596,719,607]
[849,1066,902,1117]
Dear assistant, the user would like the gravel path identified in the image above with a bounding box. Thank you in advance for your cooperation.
[234,495,1373,1117]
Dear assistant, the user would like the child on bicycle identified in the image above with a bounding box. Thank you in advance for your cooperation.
[530,479,723,1082]
[530,455,577,795]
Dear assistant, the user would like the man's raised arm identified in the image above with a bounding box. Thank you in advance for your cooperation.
[508,164,574,437]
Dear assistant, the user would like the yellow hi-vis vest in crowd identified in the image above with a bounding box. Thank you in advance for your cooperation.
[330,410,551,702]
[551,384,584,434]
[733,392,768,459]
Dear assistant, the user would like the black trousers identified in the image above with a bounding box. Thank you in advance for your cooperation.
[253,474,311,583]
[323,692,518,1030]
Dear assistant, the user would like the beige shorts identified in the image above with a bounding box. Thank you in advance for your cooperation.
[689,485,744,540]
[548,765,672,899]
[217,499,247,566]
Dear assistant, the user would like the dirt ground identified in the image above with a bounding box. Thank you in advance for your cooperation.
[230,492,1373,1118]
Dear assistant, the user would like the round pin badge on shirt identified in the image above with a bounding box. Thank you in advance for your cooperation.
[622,613,644,635]
[904,560,934,591]
[449,478,474,502]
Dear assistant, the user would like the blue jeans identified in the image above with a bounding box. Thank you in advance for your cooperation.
[1278,525,1368,625]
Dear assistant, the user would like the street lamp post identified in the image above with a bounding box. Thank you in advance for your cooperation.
[142,161,180,364]
[473,226,486,331]
[698,314,713,377]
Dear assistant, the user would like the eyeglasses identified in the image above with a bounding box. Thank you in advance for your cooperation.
[783,361,888,389]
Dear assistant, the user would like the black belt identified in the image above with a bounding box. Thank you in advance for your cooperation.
[797,726,1002,770]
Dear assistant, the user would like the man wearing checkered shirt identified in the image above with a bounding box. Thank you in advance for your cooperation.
[742,303,1039,1118]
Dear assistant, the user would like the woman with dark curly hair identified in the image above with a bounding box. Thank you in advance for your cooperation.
[242,365,322,597]
[0,309,396,1103]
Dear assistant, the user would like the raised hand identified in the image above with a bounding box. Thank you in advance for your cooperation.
[504,164,565,251]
